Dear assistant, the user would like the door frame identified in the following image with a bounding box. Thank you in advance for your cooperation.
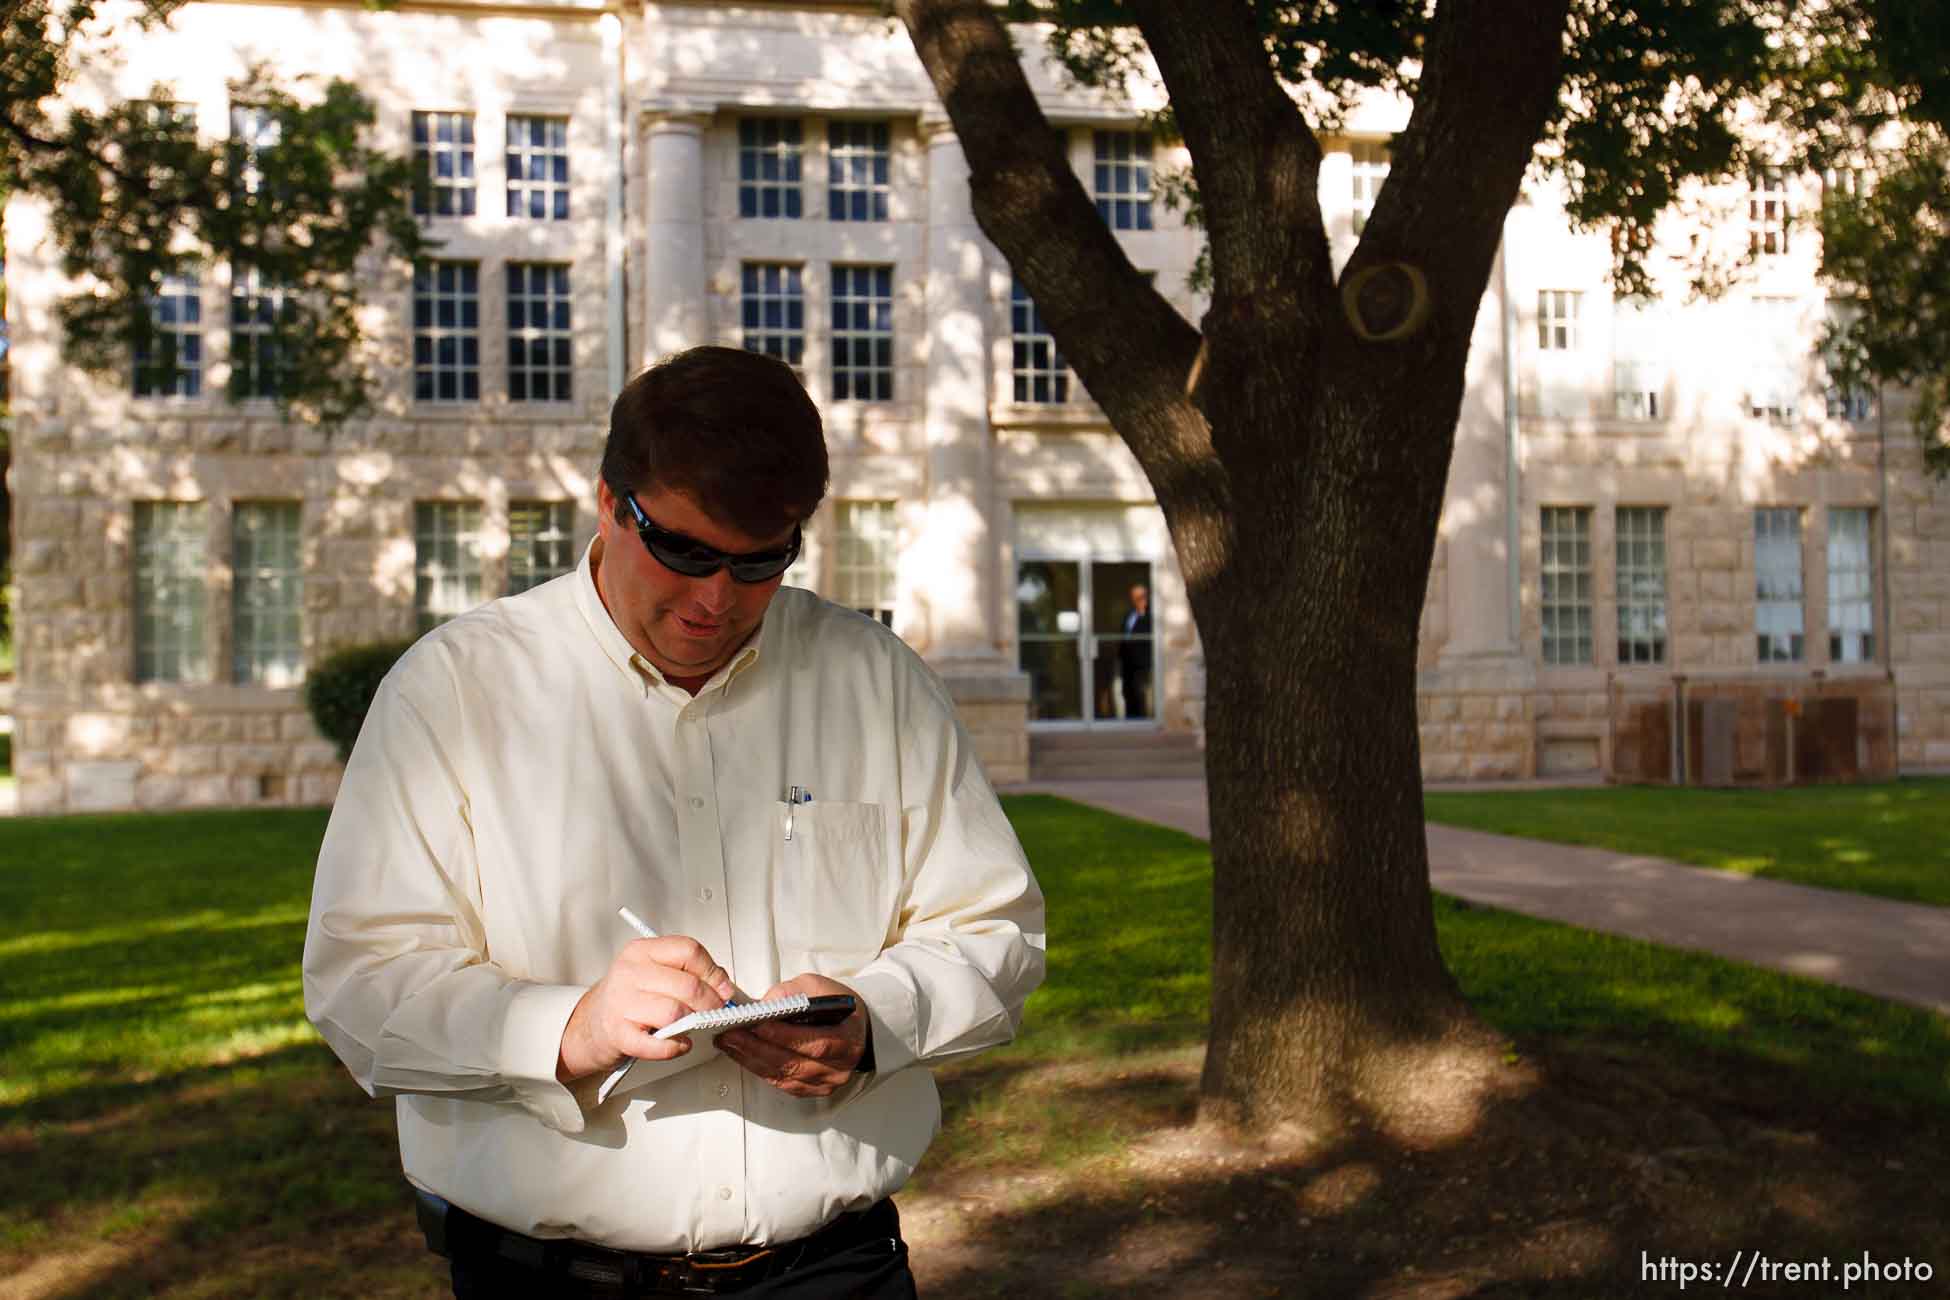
[1016,551,1159,731]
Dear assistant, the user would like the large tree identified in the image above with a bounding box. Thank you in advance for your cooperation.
[892,0,1945,1136]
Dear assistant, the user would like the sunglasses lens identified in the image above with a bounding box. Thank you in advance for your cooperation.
[728,553,795,583]
[647,540,724,578]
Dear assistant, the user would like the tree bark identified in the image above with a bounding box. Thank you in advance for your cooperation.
[895,0,1569,1138]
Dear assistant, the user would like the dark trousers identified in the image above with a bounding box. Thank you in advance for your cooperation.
[447,1212,919,1300]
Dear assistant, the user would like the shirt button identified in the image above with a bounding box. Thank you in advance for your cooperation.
[715,1082,730,1098]
[717,1186,733,1201]
[689,796,704,810]
[700,887,715,902]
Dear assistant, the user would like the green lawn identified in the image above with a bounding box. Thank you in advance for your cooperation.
[1423,777,1950,906]
[1,798,1946,1295]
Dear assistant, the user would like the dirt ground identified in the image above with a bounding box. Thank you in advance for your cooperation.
[897,1045,1948,1299]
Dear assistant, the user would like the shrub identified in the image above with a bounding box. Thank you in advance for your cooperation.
[304,640,414,762]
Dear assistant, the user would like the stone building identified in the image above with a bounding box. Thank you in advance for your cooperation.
[5,0,1946,813]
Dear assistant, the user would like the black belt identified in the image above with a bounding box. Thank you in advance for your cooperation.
[417,1189,899,1296]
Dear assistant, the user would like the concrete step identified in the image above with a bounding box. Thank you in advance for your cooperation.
[1029,729,1206,779]
[1031,728,1203,751]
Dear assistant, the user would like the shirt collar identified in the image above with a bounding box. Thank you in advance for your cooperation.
[573,534,767,699]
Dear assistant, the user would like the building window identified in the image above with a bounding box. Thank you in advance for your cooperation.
[1749,295,1802,422]
[1537,290,1582,351]
[1349,140,1389,233]
[415,502,484,633]
[828,120,890,223]
[739,118,803,219]
[1011,277,1069,403]
[1828,507,1875,664]
[831,264,893,401]
[413,260,480,402]
[412,111,476,218]
[133,271,202,398]
[229,265,293,400]
[506,115,569,220]
[1615,506,1668,665]
[835,501,897,628]
[1540,507,1593,666]
[1823,299,1873,423]
[1754,508,1805,663]
[507,262,572,402]
[507,501,576,595]
[134,501,209,683]
[1612,295,1665,420]
[1093,130,1153,231]
[1825,379,1873,423]
[740,263,805,371]
[229,103,280,197]
[1749,168,1790,256]
[232,501,303,687]
[1822,166,1870,206]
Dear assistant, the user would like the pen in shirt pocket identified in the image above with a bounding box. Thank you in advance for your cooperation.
[783,785,813,842]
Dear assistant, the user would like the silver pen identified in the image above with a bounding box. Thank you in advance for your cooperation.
[783,785,814,841]
[618,906,660,939]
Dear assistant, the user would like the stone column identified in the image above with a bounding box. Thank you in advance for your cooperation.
[912,118,1029,780]
[1439,238,1523,666]
[1422,235,1536,779]
[916,119,1002,664]
[642,114,710,366]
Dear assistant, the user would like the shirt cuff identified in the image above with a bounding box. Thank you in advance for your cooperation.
[844,967,920,1076]
[497,982,591,1135]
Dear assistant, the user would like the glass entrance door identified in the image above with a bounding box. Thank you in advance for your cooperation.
[1017,558,1155,724]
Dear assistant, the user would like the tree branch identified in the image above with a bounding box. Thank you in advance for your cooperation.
[1126,0,1330,305]
[1355,0,1570,338]
[894,0,1220,515]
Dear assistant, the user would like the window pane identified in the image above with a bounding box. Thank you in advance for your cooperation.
[412,111,478,218]
[505,261,572,403]
[232,501,304,686]
[507,501,577,594]
[414,260,482,404]
[506,115,570,221]
[414,501,486,632]
[134,501,210,682]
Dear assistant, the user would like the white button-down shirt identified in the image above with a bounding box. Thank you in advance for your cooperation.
[303,538,1046,1252]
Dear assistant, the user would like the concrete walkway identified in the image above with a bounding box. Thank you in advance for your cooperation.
[1008,777,1950,1018]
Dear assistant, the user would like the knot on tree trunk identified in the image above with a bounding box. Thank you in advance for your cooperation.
[1341,262,1433,343]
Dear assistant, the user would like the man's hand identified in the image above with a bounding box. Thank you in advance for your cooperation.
[556,936,740,1083]
[716,973,869,1099]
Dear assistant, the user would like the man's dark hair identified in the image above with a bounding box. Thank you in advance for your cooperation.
[600,346,829,538]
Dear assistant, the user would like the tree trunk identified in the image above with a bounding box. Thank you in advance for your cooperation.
[1191,346,1506,1140]
[896,0,1568,1139]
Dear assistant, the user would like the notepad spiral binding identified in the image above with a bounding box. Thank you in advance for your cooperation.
[651,994,814,1040]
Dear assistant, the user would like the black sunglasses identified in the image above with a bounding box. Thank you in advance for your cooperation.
[616,488,801,583]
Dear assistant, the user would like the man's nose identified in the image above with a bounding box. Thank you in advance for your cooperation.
[691,568,737,614]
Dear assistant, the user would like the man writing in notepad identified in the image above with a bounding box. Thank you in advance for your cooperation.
[304,346,1047,1298]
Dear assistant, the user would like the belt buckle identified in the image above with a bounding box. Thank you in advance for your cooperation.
[679,1245,774,1294]
[688,1244,771,1269]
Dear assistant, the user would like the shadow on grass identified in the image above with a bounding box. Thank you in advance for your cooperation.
[905,1041,1950,1300]
[0,1042,441,1300]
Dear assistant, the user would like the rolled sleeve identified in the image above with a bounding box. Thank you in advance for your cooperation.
[854,663,1047,1073]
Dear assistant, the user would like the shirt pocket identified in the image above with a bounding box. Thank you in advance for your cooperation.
[772,800,892,975]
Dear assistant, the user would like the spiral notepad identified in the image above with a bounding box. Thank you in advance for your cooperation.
[595,994,856,1104]
[652,994,822,1040]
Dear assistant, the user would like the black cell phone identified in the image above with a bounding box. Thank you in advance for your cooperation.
[782,994,856,1026]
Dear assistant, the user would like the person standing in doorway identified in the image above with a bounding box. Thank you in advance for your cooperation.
[1118,583,1153,720]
